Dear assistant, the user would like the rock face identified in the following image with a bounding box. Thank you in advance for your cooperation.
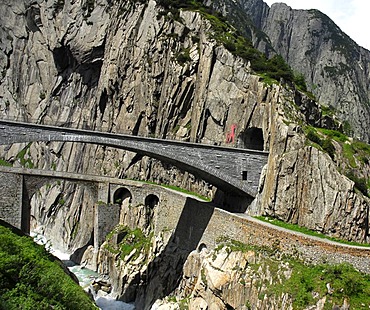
[261,3,370,143]
[0,0,369,308]
[153,243,360,310]
[208,0,370,143]
[0,0,369,249]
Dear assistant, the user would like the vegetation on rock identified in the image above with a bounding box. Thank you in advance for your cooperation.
[215,237,370,309]
[155,0,307,89]
[305,126,370,197]
[104,225,153,261]
[0,224,97,310]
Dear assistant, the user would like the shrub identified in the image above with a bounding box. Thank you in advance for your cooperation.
[345,170,369,197]
[306,128,322,145]
[293,73,307,92]
[105,226,153,261]
[175,48,191,65]
[322,138,335,159]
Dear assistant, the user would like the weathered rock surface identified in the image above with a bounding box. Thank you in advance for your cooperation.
[153,242,357,310]
[0,1,369,309]
[209,0,370,143]
[0,0,368,252]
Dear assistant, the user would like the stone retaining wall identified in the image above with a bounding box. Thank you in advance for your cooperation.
[153,197,370,274]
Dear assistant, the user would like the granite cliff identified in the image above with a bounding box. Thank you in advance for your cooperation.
[0,0,369,308]
[207,0,370,143]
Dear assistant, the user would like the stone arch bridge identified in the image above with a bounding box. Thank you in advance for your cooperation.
[0,120,269,198]
[0,165,189,249]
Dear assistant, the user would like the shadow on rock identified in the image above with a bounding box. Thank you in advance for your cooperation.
[121,197,214,309]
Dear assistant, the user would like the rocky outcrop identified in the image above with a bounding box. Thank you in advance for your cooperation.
[256,145,370,242]
[208,0,370,143]
[249,85,370,242]
[150,239,360,310]
[260,3,370,143]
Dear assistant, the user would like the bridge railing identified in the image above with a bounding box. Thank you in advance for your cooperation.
[0,117,143,136]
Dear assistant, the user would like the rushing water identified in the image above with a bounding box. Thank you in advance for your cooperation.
[31,232,135,310]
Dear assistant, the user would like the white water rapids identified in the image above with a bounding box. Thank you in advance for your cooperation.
[31,232,135,310]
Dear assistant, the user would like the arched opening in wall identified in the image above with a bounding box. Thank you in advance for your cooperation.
[114,187,133,226]
[29,180,67,234]
[144,194,159,209]
[113,187,132,205]
[29,180,97,257]
[141,194,159,230]
[238,127,264,151]
[197,243,208,253]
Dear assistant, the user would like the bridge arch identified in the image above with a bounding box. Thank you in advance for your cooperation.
[0,120,269,199]
[197,243,208,253]
[144,194,159,209]
[113,187,132,205]
[28,178,97,245]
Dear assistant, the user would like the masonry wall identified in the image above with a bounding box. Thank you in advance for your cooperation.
[1,169,368,275]
[0,121,268,197]
[94,202,121,248]
[152,193,370,274]
[0,172,23,229]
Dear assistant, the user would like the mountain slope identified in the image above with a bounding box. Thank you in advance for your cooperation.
[207,0,370,143]
[0,0,369,308]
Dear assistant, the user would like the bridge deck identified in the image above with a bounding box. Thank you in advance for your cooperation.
[0,120,269,198]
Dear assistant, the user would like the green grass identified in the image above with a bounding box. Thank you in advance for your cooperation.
[0,158,12,167]
[215,236,254,253]
[343,143,357,168]
[273,261,370,309]
[135,179,211,201]
[16,143,34,168]
[258,73,278,86]
[321,105,336,117]
[353,141,370,152]
[305,126,370,197]
[309,127,370,167]
[304,127,336,159]
[0,224,97,309]
[316,128,348,143]
[160,184,211,201]
[255,216,370,247]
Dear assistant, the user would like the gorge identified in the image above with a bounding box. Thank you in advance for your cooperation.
[0,0,370,309]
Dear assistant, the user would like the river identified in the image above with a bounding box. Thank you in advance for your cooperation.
[31,232,135,310]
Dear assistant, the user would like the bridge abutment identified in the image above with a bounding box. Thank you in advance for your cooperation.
[0,172,24,231]
[94,202,121,248]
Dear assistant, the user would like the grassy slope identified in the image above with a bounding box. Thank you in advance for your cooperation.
[0,223,97,310]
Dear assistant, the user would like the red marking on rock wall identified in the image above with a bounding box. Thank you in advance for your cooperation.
[226,124,237,143]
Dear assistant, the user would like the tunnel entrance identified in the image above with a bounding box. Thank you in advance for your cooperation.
[238,127,264,151]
